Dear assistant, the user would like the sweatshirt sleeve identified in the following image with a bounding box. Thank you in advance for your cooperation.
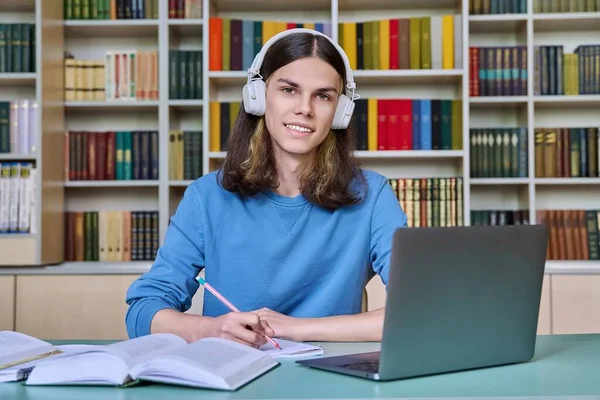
[125,183,205,338]
[369,178,408,287]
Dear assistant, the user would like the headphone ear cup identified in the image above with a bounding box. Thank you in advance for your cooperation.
[242,80,267,116]
[331,94,355,130]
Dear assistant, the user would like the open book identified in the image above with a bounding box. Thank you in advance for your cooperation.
[25,333,279,390]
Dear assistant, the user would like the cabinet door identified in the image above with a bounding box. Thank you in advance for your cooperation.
[551,275,600,334]
[0,276,15,331]
[537,275,551,334]
[15,275,140,340]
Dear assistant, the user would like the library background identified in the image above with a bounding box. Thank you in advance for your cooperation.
[0,0,598,340]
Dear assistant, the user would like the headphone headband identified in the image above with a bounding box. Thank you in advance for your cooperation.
[246,28,358,101]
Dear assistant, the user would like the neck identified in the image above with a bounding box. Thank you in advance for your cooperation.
[273,152,312,198]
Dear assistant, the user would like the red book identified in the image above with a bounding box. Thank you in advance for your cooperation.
[377,99,388,150]
[389,19,399,69]
[398,99,413,150]
[386,100,400,150]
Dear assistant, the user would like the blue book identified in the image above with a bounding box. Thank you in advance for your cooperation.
[420,99,432,150]
[412,100,421,150]
[242,20,254,70]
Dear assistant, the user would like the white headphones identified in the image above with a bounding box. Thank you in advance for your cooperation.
[242,28,359,130]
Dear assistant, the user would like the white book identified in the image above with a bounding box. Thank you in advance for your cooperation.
[8,162,20,232]
[28,167,37,234]
[17,162,32,233]
[454,14,462,70]
[26,333,279,390]
[430,16,443,70]
[105,51,115,100]
[0,163,10,232]
[0,330,97,383]
[0,331,57,371]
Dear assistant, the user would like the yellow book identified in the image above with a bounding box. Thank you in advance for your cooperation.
[209,102,221,152]
[222,18,231,71]
[409,18,421,69]
[229,102,240,131]
[441,15,454,69]
[262,21,277,45]
[367,98,378,151]
[342,22,357,69]
[304,22,315,30]
[275,21,287,34]
[379,19,390,70]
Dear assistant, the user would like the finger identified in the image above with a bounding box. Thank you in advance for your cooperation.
[237,313,262,330]
[260,320,275,337]
[235,326,267,347]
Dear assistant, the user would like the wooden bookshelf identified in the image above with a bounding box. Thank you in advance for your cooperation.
[0,0,65,266]
[0,0,598,339]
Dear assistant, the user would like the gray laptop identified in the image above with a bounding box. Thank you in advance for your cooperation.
[297,224,549,381]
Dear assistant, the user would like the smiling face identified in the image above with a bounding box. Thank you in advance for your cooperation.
[264,56,342,165]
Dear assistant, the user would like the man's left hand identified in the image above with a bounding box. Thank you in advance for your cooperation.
[252,308,308,342]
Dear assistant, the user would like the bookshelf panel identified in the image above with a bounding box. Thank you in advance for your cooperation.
[0,11,36,24]
[0,0,35,12]
[469,184,530,211]
[338,0,460,13]
[210,0,333,13]
[65,36,159,60]
[64,20,160,38]
[65,111,159,132]
[533,13,600,32]
[533,107,599,128]
[469,31,527,47]
[0,235,36,265]
[535,186,600,210]
[0,86,36,99]
[65,186,159,212]
[0,74,37,88]
[362,157,463,179]
[169,108,203,131]
[469,15,527,34]
[168,20,203,38]
[213,10,332,23]
[339,7,461,22]
[470,105,528,128]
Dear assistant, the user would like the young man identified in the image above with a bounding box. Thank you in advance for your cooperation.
[125,29,407,349]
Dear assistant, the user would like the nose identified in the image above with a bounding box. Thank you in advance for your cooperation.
[294,93,313,117]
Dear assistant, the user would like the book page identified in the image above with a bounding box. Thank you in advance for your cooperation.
[0,331,54,368]
[103,333,187,368]
[259,338,324,359]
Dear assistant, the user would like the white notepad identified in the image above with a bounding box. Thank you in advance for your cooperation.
[260,338,323,359]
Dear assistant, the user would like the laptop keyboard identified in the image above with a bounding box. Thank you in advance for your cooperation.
[339,360,380,373]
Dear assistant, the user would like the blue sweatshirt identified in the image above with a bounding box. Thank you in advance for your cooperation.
[125,169,408,338]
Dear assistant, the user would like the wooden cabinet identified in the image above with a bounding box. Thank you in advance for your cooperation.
[366,274,554,335]
[15,275,140,340]
[551,275,600,334]
[2,272,600,340]
[0,276,15,331]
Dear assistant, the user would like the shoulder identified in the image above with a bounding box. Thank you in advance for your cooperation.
[352,169,392,199]
[185,170,244,205]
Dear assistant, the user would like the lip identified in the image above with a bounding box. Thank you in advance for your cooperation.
[284,122,315,131]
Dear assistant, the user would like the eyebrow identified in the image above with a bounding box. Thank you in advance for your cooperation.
[276,78,338,94]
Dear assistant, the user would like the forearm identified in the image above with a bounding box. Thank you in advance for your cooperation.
[151,308,215,343]
[299,307,385,342]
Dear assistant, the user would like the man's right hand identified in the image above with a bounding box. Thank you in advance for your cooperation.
[152,309,275,348]
[207,312,275,348]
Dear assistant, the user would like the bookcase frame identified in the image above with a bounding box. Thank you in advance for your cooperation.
[0,0,65,266]
[0,0,598,274]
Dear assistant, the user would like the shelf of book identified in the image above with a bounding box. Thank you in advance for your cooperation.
[2,0,598,271]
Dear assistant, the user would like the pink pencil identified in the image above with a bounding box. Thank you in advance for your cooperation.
[196,276,281,350]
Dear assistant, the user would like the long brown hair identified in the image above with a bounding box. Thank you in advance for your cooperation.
[218,32,367,210]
